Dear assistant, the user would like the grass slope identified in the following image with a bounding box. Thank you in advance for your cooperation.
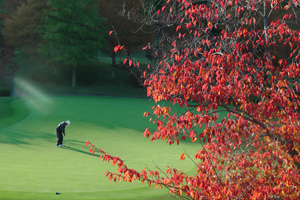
[0,96,199,200]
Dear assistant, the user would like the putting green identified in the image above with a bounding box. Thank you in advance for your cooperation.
[0,96,199,200]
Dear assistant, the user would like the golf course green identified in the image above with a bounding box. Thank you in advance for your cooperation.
[0,95,199,200]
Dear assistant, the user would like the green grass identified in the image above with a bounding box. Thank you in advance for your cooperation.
[0,96,199,200]
[0,97,30,130]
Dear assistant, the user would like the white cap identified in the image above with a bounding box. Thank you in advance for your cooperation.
[66,120,71,126]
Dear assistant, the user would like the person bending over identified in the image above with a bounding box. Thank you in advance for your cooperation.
[56,121,70,147]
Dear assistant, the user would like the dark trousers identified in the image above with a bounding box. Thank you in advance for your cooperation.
[56,131,63,146]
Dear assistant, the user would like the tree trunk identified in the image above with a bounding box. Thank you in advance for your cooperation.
[46,51,51,68]
[127,50,131,60]
[286,141,300,171]
[112,51,116,80]
[72,66,76,88]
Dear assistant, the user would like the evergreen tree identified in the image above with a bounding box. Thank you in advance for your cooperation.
[39,0,106,87]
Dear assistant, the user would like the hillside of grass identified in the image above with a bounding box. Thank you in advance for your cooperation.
[0,96,200,200]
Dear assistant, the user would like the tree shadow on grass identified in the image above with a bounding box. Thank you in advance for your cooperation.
[0,131,55,145]
[62,145,100,158]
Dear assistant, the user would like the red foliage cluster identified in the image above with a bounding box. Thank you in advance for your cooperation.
[88,0,300,199]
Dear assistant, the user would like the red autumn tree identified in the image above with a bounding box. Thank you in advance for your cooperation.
[87,0,300,199]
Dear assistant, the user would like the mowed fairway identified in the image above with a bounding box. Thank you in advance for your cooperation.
[0,96,199,200]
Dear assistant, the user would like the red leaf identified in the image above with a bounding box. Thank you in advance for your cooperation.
[114,45,120,53]
[109,174,113,182]
[123,58,128,65]
[181,135,186,141]
[144,128,151,138]
[99,148,105,153]
[180,153,185,160]
[225,166,230,172]
[208,21,212,29]
[279,157,283,165]
[221,1,225,9]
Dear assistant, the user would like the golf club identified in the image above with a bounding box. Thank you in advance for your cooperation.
[64,135,70,146]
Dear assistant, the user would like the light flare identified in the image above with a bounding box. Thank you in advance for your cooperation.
[14,77,53,114]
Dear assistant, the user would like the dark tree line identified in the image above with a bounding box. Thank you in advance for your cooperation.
[0,0,157,87]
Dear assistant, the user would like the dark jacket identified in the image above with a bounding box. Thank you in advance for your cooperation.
[56,122,66,134]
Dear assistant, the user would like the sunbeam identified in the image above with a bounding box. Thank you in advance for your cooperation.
[14,77,53,115]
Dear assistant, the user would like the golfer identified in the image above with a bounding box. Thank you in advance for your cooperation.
[56,121,70,147]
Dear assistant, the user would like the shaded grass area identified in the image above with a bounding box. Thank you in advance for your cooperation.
[0,97,30,130]
[12,52,148,97]
[0,96,199,200]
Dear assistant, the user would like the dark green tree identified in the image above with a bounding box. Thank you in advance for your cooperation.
[0,0,18,82]
[2,0,48,49]
[0,0,7,46]
[39,0,105,87]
